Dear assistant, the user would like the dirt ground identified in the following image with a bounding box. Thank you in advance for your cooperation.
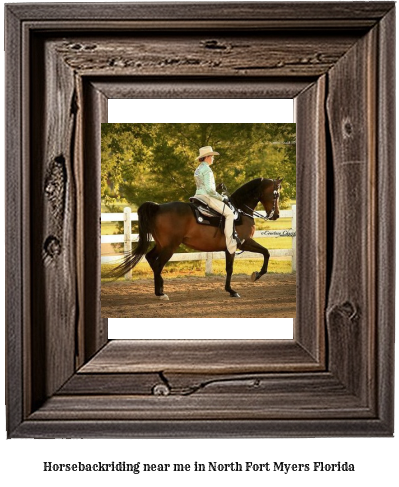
[101,273,296,318]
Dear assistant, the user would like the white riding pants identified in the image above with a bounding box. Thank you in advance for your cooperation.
[195,194,237,254]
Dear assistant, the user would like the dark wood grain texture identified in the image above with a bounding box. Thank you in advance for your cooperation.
[79,340,320,374]
[13,417,392,439]
[59,371,361,399]
[5,4,24,437]
[7,2,394,22]
[81,81,109,364]
[53,33,360,78]
[30,36,78,409]
[5,2,395,438]
[91,78,311,99]
[326,25,377,403]
[376,6,396,430]
[29,392,371,421]
[13,418,391,439]
[295,76,326,363]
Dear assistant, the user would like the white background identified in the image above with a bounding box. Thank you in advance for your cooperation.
[1,1,398,486]
[108,98,295,340]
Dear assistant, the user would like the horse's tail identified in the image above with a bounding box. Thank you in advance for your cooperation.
[109,202,160,279]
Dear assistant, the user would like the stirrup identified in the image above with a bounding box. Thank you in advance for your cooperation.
[234,232,242,246]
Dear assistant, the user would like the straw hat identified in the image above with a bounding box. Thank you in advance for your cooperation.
[196,146,220,160]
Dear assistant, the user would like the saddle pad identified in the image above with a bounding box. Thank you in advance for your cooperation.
[189,203,242,228]
[189,204,222,227]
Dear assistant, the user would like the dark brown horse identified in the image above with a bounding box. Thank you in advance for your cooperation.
[113,178,282,299]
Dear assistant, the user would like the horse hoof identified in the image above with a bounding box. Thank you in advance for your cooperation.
[251,272,258,282]
[158,294,169,301]
[230,292,241,298]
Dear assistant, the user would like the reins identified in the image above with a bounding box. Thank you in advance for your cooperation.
[239,179,280,221]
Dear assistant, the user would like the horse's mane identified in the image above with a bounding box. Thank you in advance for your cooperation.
[230,178,264,208]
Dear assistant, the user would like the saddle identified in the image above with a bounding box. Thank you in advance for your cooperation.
[189,197,242,228]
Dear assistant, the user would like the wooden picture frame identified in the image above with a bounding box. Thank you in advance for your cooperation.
[5,2,395,438]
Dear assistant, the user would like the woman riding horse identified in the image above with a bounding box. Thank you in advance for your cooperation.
[192,146,241,254]
[112,165,282,300]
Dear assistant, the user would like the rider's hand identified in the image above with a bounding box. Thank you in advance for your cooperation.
[216,182,226,193]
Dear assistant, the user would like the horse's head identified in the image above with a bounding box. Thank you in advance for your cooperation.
[260,178,282,220]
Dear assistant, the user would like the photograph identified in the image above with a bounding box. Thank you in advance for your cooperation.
[101,122,296,320]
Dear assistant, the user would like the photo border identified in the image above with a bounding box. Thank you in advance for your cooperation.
[5,2,395,437]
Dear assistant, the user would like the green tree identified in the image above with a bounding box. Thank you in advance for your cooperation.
[101,123,296,209]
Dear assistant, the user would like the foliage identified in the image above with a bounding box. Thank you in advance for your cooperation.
[101,123,296,209]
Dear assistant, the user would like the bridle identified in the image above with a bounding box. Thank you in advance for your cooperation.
[241,179,281,221]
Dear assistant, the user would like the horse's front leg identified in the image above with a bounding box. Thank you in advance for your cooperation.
[224,250,240,298]
[240,238,270,282]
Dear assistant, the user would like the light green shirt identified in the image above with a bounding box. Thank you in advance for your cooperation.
[194,162,224,201]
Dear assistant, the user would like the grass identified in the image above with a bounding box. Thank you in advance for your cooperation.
[101,257,293,282]
[101,221,120,235]
[254,216,292,231]
[102,236,292,254]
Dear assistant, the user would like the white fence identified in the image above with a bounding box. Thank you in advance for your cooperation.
[101,206,296,279]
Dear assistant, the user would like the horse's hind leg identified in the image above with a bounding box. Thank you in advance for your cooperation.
[145,246,159,270]
[152,246,176,300]
[225,250,240,298]
[145,247,163,295]
[240,238,270,282]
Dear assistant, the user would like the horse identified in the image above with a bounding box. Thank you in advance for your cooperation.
[112,177,282,300]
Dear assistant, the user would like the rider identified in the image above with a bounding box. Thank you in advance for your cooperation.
[193,146,241,254]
